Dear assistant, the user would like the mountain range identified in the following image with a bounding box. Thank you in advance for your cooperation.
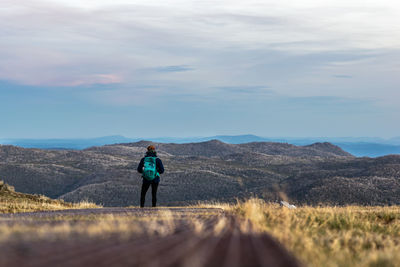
[1,140,399,206]
[1,135,400,157]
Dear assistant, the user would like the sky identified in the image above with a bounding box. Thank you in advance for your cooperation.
[1,0,399,138]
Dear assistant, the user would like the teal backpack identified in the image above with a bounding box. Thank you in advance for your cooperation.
[142,157,159,180]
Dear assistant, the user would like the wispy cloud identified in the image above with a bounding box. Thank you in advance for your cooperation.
[216,86,271,94]
[152,65,194,72]
[333,75,352,79]
[66,74,123,86]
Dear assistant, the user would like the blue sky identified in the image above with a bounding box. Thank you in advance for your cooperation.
[1,0,399,138]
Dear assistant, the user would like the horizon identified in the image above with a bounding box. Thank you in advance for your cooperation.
[1,134,400,140]
[1,1,399,138]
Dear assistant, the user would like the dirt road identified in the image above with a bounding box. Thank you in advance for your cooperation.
[0,208,300,267]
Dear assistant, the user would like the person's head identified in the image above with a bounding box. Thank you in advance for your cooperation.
[147,145,156,152]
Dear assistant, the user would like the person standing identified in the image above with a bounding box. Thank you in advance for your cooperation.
[137,145,164,207]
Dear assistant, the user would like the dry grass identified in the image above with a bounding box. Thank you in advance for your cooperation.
[0,199,100,213]
[231,198,400,267]
[192,200,232,210]
[0,208,227,244]
[0,213,177,243]
[0,181,100,213]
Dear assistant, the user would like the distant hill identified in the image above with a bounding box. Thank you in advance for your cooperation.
[0,135,137,150]
[332,142,400,157]
[2,135,400,157]
[2,140,400,206]
[388,136,400,145]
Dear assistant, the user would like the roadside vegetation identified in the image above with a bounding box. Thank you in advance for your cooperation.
[232,198,400,267]
[1,181,399,267]
[0,181,100,213]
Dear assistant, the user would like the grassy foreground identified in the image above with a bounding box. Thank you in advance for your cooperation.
[1,181,399,267]
[0,181,99,213]
[231,199,400,267]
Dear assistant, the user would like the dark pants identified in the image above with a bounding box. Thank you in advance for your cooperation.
[140,180,159,207]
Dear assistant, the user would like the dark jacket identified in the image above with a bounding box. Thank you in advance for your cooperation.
[137,151,164,183]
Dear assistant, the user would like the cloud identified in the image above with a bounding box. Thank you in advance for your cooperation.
[0,0,399,107]
[333,75,352,79]
[216,86,271,94]
[152,65,194,72]
[65,74,123,86]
